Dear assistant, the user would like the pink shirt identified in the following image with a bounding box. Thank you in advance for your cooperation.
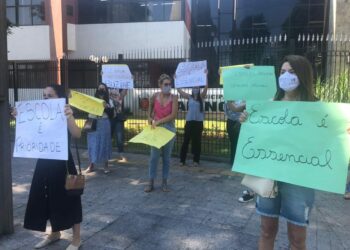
[154,94,173,121]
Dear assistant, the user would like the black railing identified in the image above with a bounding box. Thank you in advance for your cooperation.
[8,33,350,161]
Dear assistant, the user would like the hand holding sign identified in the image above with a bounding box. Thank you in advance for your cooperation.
[69,90,105,116]
[233,101,350,194]
[102,64,134,89]
[13,98,68,160]
[219,64,254,85]
[129,125,175,149]
[223,66,277,101]
[175,60,207,88]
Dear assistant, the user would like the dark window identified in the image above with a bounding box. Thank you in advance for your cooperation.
[6,0,45,26]
[7,0,16,6]
[6,7,16,24]
[78,0,181,24]
[18,6,31,25]
[66,5,74,17]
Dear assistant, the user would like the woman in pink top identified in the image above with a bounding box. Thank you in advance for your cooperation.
[144,74,178,192]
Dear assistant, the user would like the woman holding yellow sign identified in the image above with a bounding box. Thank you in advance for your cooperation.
[85,83,114,174]
[144,74,178,192]
[240,55,316,250]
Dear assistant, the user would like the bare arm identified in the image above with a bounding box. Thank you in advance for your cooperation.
[200,81,208,99]
[65,104,81,138]
[120,89,128,98]
[148,93,156,125]
[200,69,208,99]
[177,88,191,99]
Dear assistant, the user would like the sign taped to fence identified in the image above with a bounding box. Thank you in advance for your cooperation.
[175,60,207,88]
[102,64,134,89]
[129,125,175,149]
[223,66,276,100]
[219,64,254,85]
[13,98,68,160]
[69,90,105,116]
[233,101,350,194]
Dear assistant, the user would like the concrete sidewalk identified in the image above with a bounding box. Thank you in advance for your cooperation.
[1,151,350,250]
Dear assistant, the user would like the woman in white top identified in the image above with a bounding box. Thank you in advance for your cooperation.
[177,79,208,167]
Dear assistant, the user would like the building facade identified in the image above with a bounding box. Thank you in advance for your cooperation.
[6,0,350,88]
[7,0,192,60]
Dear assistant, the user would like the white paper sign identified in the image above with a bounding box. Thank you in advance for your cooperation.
[175,60,207,88]
[102,64,134,89]
[13,99,68,160]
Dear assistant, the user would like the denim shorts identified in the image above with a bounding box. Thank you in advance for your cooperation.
[256,182,315,227]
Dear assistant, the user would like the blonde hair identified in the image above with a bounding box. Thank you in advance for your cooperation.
[158,74,172,86]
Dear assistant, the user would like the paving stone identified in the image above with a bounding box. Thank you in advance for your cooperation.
[1,152,349,250]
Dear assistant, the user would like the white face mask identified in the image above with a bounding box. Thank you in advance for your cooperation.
[278,71,300,92]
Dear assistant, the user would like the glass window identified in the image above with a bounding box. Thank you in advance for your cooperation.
[6,7,16,24]
[221,0,233,13]
[32,5,45,24]
[130,2,147,22]
[6,0,46,25]
[110,2,132,22]
[164,1,181,21]
[18,6,32,25]
[19,0,31,6]
[220,14,232,33]
[66,5,74,17]
[6,0,16,6]
[32,0,44,4]
[309,5,324,22]
[146,1,164,21]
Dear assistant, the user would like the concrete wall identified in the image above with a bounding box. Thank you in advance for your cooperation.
[328,0,350,36]
[66,21,191,59]
[7,26,51,60]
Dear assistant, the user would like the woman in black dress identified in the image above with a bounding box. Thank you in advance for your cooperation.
[14,85,82,250]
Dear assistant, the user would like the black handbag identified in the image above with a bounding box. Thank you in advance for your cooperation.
[65,140,85,196]
[83,118,97,132]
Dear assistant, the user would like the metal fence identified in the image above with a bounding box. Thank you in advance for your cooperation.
[8,33,350,160]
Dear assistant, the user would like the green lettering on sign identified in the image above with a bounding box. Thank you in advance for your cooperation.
[223,66,277,101]
[233,101,350,194]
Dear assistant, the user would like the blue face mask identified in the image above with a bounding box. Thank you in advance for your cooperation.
[162,85,171,94]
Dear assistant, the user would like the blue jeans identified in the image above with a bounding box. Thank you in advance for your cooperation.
[256,182,315,227]
[148,122,175,180]
[346,182,350,192]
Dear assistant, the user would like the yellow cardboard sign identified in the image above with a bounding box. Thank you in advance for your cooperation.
[129,125,175,149]
[69,90,105,116]
[219,64,254,85]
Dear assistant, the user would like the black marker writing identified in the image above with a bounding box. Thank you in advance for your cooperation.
[317,114,328,128]
[38,122,43,134]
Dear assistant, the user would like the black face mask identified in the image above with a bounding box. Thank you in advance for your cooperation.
[97,89,106,97]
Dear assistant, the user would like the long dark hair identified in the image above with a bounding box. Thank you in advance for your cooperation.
[46,84,66,98]
[275,55,315,101]
[95,83,110,103]
[191,89,203,112]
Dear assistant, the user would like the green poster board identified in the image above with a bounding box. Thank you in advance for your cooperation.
[223,66,277,101]
[233,101,350,194]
